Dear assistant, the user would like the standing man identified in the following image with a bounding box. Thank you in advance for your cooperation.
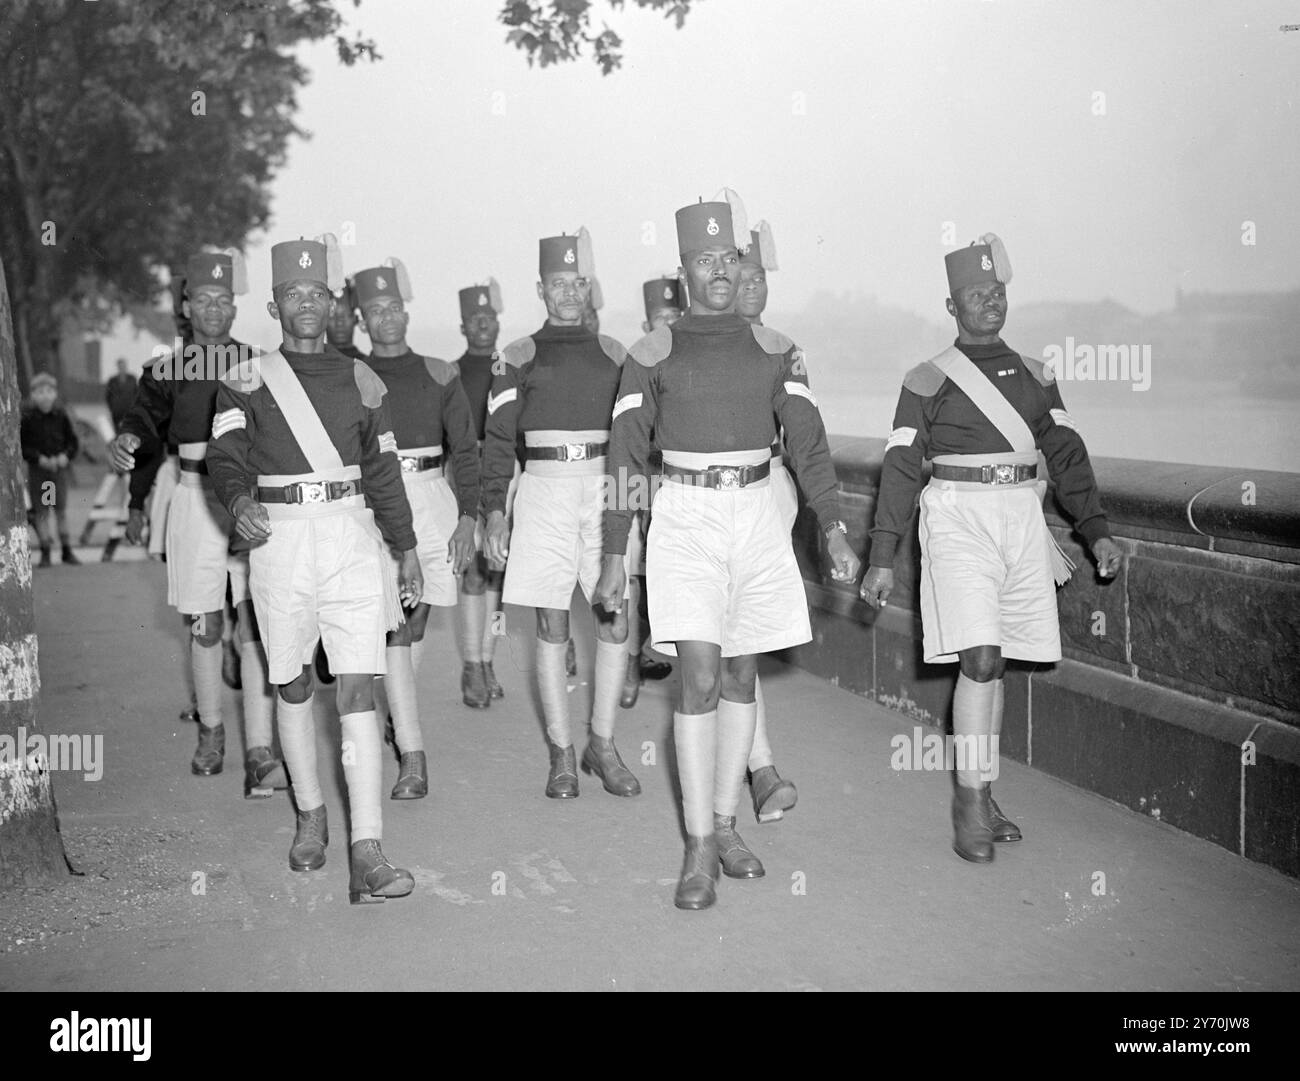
[206,235,422,903]
[859,234,1121,863]
[327,276,367,360]
[596,194,860,910]
[733,224,798,824]
[109,250,282,795]
[454,279,509,708]
[356,259,480,799]
[105,358,138,434]
[482,230,639,801]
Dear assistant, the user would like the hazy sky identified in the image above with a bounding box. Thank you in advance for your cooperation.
[227,0,1299,355]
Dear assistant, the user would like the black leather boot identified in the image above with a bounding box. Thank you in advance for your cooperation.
[581,734,641,796]
[390,751,428,800]
[289,805,328,871]
[750,765,798,823]
[952,784,995,863]
[714,814,765,878]
[988,788,1022,842]
[190,722,224,775]
[461,661,490,709]
[484,660,504,700]
[674,835,719,910]
[348,839,414,904]
[545,742,579,799]
[243,746,287,798]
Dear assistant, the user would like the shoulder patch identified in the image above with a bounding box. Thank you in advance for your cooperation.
[628,326,673,368]
[420,355,459,387]
[354,361,387,409]
[499,336,537,369]
[596,333,628,366]
[901,360,947,397]
[1021,355,1056,387]
[750,323,797,356]
[220,353,262,393]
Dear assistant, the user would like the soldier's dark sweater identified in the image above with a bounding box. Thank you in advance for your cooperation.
[480,322,626,516]
[868,338,1110,569]
[205,346,416,552]
[604,313,840,555]
[364,349,481,518]
[456,351,495,441]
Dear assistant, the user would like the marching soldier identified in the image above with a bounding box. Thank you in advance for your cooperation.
[482,230,639,800]
[206,235,422,904]
[859,234,1121,862]
[596,194,860,910]
[109,249,283,796]
[734,225,799,823]
[327,276,367,360]
[454,280,509,707]
[356,259,480,798]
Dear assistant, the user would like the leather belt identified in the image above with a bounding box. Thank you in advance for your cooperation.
[524,442,608,462]
[932,462,1037,485]
[179,458,208,474]
[664,460,771,490]
[399,453,442,473]
[256,479,362,504]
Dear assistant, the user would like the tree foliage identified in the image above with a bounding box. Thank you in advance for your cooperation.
[501,0,696,76]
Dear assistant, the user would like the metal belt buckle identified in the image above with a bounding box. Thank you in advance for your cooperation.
[992,464,1016,485]
[565,443,587,461]
[400,456,419,473]
[298,481,328,503]
[717,467,741,490]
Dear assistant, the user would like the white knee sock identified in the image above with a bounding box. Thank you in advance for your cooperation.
[239,639,274,750]
[340,711,382,843]
[536,638,571,746]
[409,636,427,676]
[277,696,321,810]
[179,639,196,708]
[384,645,423,754]
[459,591,486,663]
[483,589,502,660]
[991,677,1004,736]
[590,638,626,739]
[747,676,774,772]
[192,640,223,728]
[953,673,997,788]
[674,710,718,838]
[715,698,758,819]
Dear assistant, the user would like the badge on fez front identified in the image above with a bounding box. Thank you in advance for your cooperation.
[706,217,720,236]
[663,286,673,300]
[212,265,223,280]
[376,275,388,290]
[299,251,312,268]
[981,255,992,271]
[478,292,488,306]
[563,248,575,264]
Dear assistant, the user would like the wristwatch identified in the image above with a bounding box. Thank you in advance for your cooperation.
[823,519,848,539]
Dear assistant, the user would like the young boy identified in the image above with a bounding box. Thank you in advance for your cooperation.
[21,372,81,567]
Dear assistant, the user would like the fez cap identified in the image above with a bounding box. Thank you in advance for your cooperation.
[676,188,749,255]
[354,258,413,309]
[945,233,1013,293]
[271,234,343,291]
[642,277,683,320]
[739,221,778,271]
[459,279,503,322]
[186,249,247,296]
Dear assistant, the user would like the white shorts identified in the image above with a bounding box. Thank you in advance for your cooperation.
[401,471,461,607]
[227,552,252,606]
[148,455,180,557]
[166,475,233,615]
[249,507,389,685]
[503,470,626,611]
[770,461,799,536]
[646,479,811,658]
[917,481,1062,664]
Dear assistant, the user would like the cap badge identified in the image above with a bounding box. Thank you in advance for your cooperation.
[563,247,576,264]
[375,274,387,290]
[477,293,487,305]
[663,286,673,299]
[211,265,223,279]
[706,217,720,236]
[299,251,312,268]
[981,255,992,271]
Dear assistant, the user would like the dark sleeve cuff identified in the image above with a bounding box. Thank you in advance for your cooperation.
[868,532,899,569]
[1078,516,1111,547]
[808,495,841,537]
[603,511,631,556]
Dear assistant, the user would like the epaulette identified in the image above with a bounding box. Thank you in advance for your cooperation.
[902,360,947,397]
[420,355,459,387]
[750,323,797,356]
[498,336,536,368]
[354,360,387,408]
[220,353,262,393]
[1021,355,1056,387]
[597,333,628,366]
[628,326,673,368]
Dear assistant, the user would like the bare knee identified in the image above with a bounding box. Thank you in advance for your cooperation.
[536,608,568,644]
[189,609,224,648]
[336,674,374,714]
[405,603,431,641]
[593,602,628,645]
[720,655,757,703]
[279,666,314,704]
[959,646,1004,683]
[680,664,721,713]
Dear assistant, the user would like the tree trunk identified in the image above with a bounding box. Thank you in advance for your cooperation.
[0,251,68,887]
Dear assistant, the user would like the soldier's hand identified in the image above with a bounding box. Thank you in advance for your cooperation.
[447,515,477,575]
[594,554,626,615]
[231,494,271,542]
[55,453,69,469]
[37,454,55,471]
[485,510,510,566]
[109,433,141,473]
[124,508,147,545]
[826,530,861,584]
[1093,537,1122,579]
[398,549,423,607]
[859,566,894,609]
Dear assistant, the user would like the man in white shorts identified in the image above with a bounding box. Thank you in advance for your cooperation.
[207,236,423,904]
[482,230,638,801]
[860,233,1121,863]
[596,193,860,910]
[355,259,480,799]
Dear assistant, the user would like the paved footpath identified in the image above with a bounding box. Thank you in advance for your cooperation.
[2,515,1298,991]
